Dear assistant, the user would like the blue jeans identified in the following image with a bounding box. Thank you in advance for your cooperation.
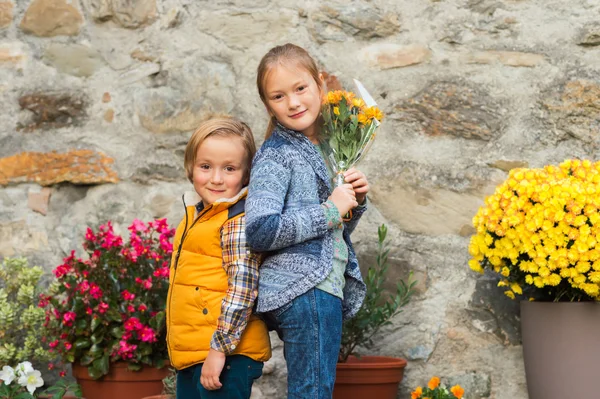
[271,288,343,399]
[176,355,263,399]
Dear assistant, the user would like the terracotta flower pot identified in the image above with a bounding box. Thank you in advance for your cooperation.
[72,362,170,399]
[521,301,600,399]
[333,355,407,399]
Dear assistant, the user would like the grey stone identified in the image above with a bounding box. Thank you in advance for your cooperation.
[406,344,433,360]
[445,372,492,398]
[135,58,236,133]
[83,0,157,28]
[469,270,521,345]
[577,23,600,46]
[118,62,161,86]
[308,3,400,43]
[43,43,105,77]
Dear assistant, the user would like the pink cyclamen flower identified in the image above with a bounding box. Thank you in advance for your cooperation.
[90,284,103,299]
[143,279,152,290]
[85,227,96,242]
[64,342,72,350]
[127,305,135,313]
[49,340,59,349]
[121,290,135,301]
[124,317,143,331]
[86,307,93,315]
[78,280,90,293]
[128,219,148,234]
[62,312,76,326]
[98,302,109,314]
[139,326,157,343]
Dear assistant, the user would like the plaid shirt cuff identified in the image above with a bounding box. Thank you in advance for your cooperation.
[210,331,239,354]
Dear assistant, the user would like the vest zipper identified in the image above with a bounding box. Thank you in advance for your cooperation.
[167,197,212,363]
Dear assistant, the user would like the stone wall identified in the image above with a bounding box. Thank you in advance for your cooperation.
[2,0,600,398]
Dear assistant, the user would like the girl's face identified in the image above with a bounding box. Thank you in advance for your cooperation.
[192,135,247,205]
[264,63,323,141]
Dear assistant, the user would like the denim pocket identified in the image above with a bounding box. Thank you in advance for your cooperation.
[272,300,293,318]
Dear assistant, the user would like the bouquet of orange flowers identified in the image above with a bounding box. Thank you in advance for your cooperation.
[320,79,383,188]
[411,377,465,399]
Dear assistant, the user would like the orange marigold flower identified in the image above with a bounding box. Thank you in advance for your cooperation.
[333,106,340,116]
[451,385,465,398]
[428,376,440,390]
[357,113,369,125]
[411,386,423,399]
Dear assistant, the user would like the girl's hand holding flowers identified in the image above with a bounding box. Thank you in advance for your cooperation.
[330,184,358,217]
[343,167,369,205]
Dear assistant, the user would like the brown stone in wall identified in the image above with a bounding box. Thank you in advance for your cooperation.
[395,81,504,140]
[20,0,83,37]
[84,0,156,28]
[28,187,51,215]
[0,150,119,186]
[0,1,13,28]
[541,80,600,143]
[18,93,86,131]
[464,51,545,67]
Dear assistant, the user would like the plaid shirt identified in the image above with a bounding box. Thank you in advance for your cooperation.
[208,215,261,354]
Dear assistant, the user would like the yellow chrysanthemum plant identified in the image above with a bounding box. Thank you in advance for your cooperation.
[411,376,465,399]
[469,159,600,301]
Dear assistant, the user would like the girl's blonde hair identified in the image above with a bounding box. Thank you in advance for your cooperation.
[184,117,256,184]
[256,43,324,140]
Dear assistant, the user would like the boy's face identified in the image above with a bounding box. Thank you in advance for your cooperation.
[192,135,247,205]
[264,64,323,140]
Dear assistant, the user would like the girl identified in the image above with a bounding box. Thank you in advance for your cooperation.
[246,43,369,398]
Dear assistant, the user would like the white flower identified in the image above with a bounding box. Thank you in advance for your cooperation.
[17,369,44,394]
[0,365,15,385]
[14,361,34,377]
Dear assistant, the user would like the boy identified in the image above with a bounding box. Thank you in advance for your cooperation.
[166,118,271,399]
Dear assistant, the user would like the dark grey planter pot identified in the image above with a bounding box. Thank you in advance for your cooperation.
[521,301,600,399]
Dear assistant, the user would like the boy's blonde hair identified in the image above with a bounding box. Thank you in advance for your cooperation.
[184,117,256,184]
[256,43,324,140]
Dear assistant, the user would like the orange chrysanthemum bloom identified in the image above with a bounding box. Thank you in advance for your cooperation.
[451,385,465,398]
[411,386,422,399]
[428,376,440,390]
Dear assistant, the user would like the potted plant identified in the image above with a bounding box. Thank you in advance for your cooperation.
[468,159,600,398]
[141,368,176,399]
[40,219,175,399]
[334,224,417,399]
[410,376,465,399]
[0,257,53,368]
[1,361,82,399]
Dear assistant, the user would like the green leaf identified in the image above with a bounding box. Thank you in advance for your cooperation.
[88,343,103,356]
[91,316,101,332]
[75,337,91,350]
[93,353,110,376]
[87,364,104,380]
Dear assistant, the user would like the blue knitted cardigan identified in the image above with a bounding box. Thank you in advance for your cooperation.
[246,123,366,320]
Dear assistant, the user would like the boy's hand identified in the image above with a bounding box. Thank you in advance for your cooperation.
[329,184,358,216]
[200,349,225,391]
[343,168,369,205]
